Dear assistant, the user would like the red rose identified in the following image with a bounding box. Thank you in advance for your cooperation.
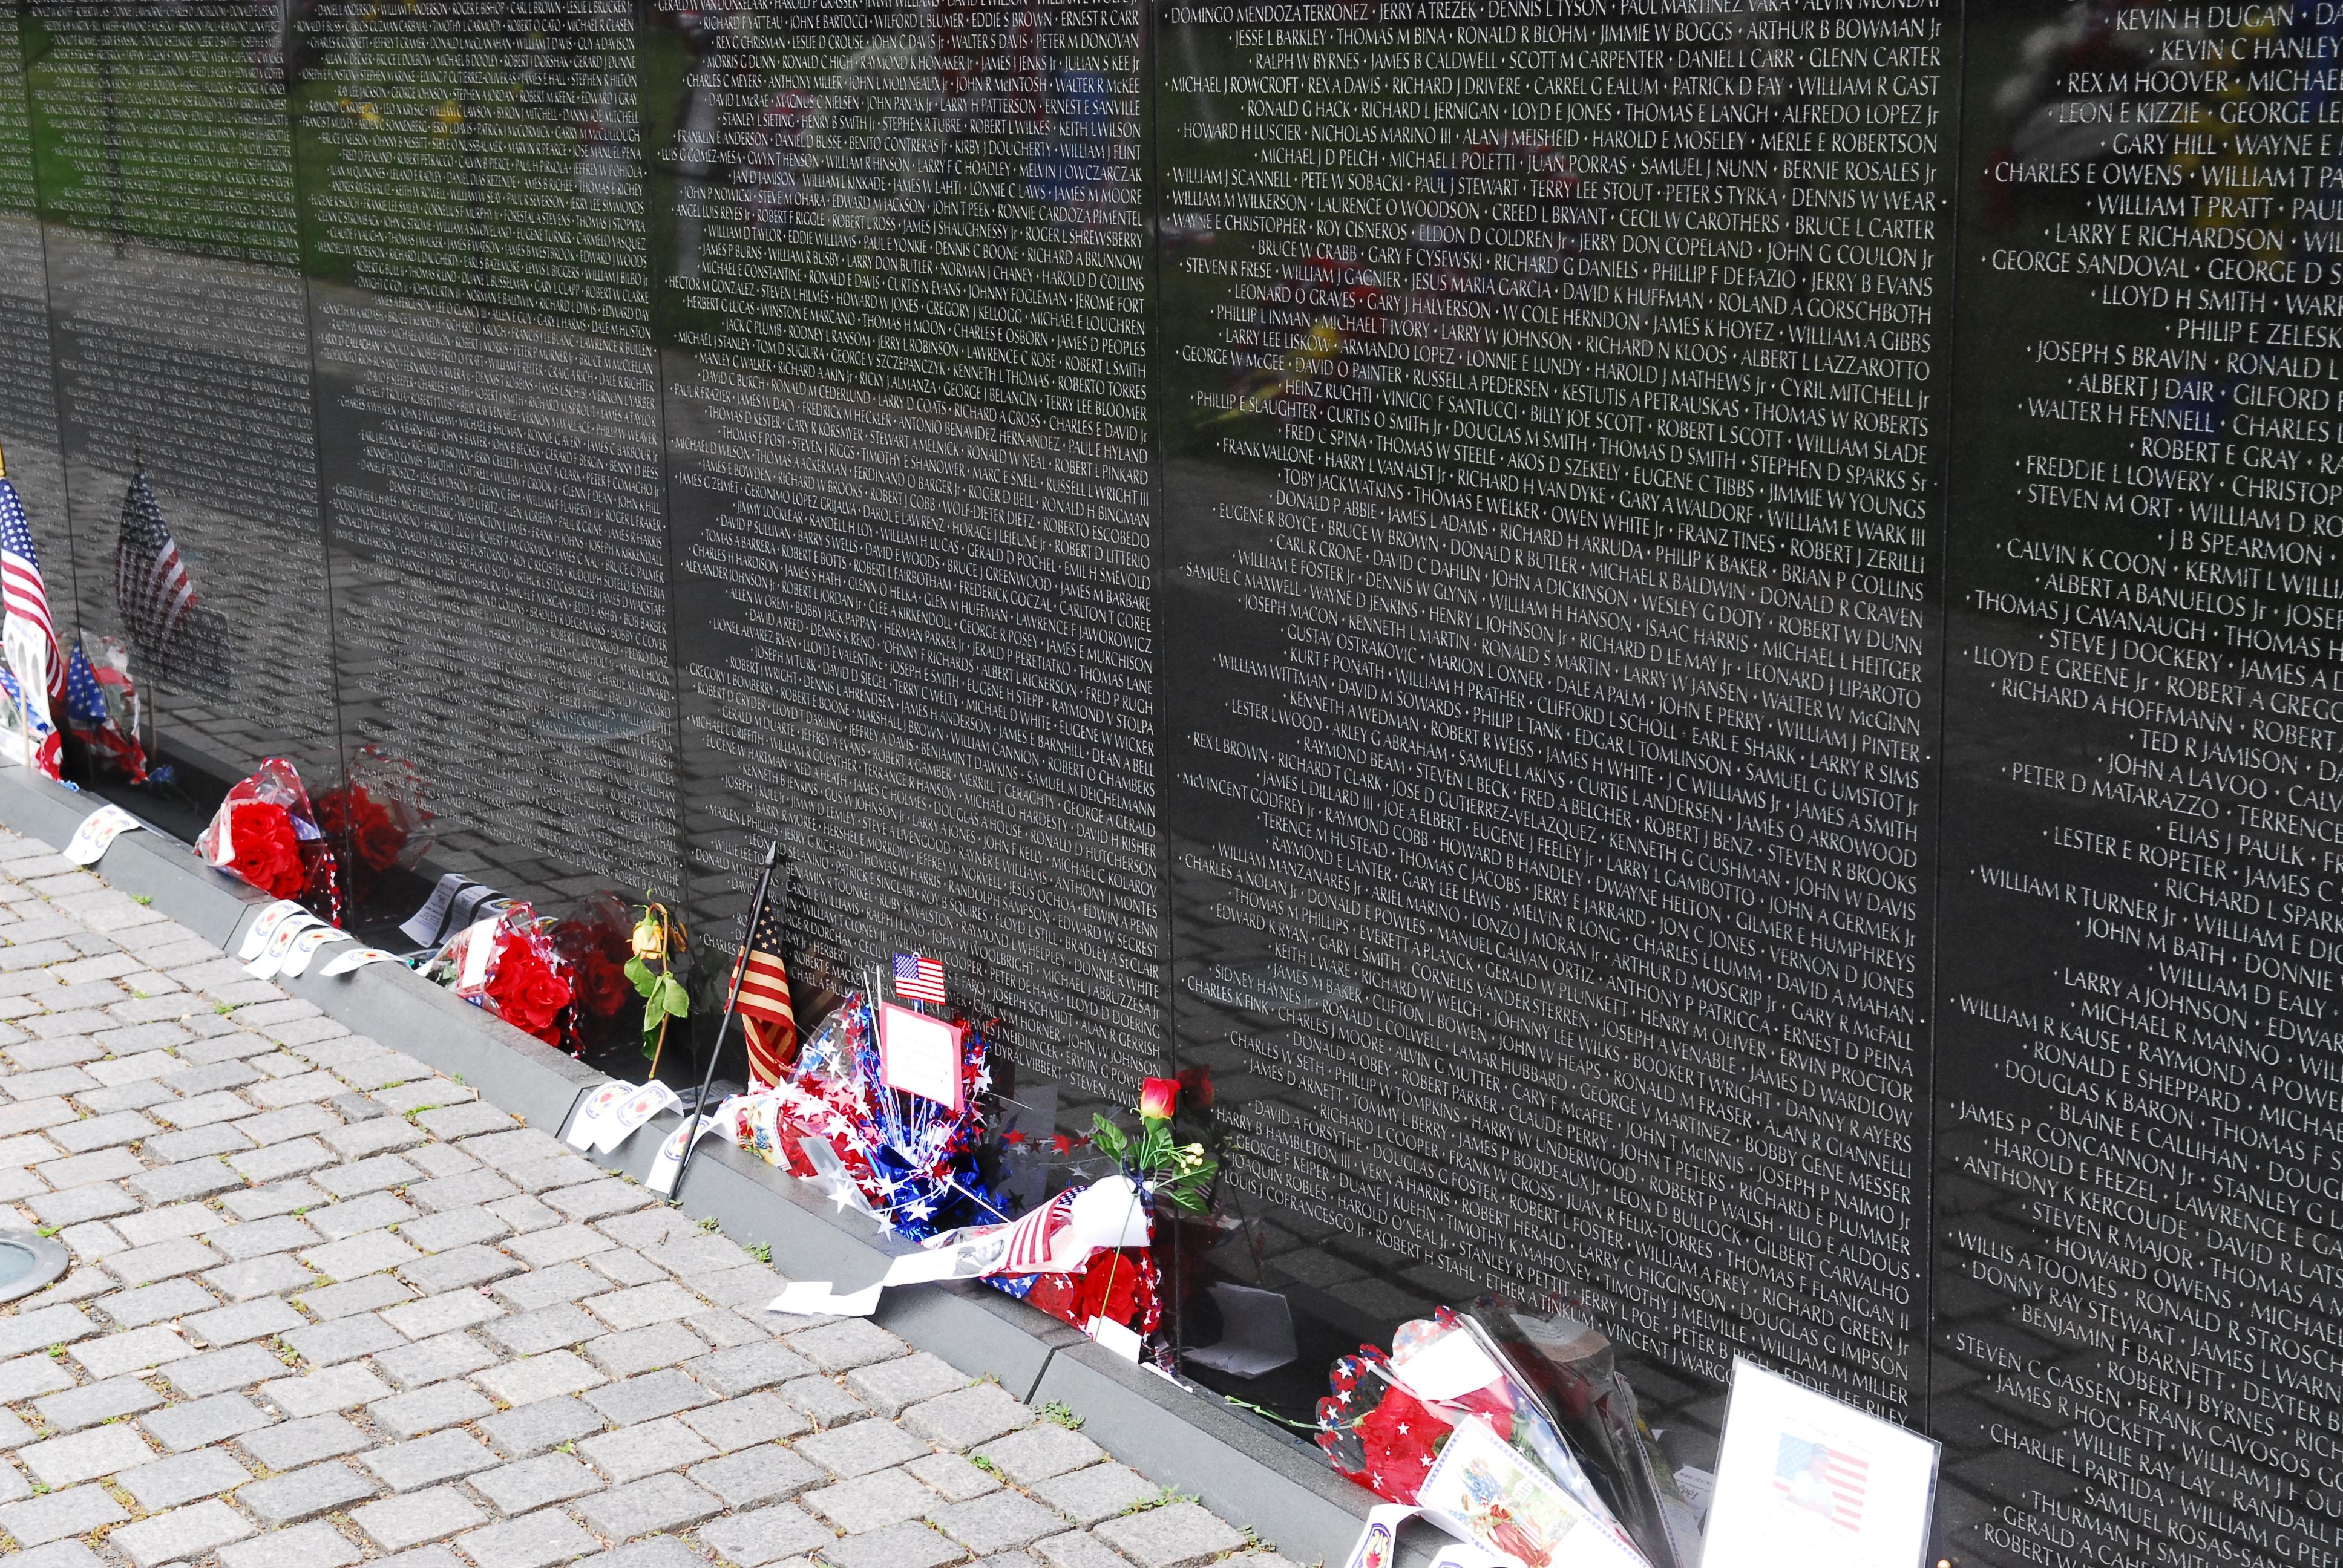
[1176,1063,1214,1110]
[224,800,307,898]
[1138,1076,1179,1121]
[486,945,571,1042]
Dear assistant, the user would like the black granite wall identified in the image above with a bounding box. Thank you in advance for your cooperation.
[6,2,2343,1560]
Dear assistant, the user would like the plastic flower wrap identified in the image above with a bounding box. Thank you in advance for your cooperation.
[1315,1303,1697,1568]
[196,759,339,920]
[434,903,573,1047]
[550,893,637,1056]
[316,746,431,906]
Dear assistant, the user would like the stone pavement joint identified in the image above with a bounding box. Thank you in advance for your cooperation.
[0,825,1273,1568]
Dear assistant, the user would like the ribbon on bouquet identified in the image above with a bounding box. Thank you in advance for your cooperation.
[767,1172,1152,1318]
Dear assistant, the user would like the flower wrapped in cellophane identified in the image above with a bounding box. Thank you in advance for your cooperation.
[431,903,574,1048]
[1315,1302,1701,1568]
[195,758,339,921]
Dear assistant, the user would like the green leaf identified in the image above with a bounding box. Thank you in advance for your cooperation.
[660,976,691,1018]
[624,956,655,993]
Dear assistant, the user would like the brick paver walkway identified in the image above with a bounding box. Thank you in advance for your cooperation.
[0,830,1286,1568]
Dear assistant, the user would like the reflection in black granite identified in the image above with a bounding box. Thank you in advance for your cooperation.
[656,0,1161,1103]
[295,0,680,922]
[22,0,336,795]
[1158,0,1950,1437]
[0,5,65,573]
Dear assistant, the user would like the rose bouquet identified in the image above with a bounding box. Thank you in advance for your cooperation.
[434,904,574,1047]
[1314,1304,1699,1568]
[195,759,339,920]
[316,746,431,907]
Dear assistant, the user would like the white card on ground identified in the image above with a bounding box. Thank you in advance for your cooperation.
[236,901,306,962]
[319,946,403,978]
[1184,1282,1297,1378]
[876,1001,963,1110]
[1087,1315,1144,1363]
[280,924,352,978]
[1418,1416,1647,1568]
[64,803,140,866]
[770,1280,883,1318]
[644,1112,722,1196]
[399,872,470,946]
[1702,1357,1939,1568]
[563,1082,630,1151]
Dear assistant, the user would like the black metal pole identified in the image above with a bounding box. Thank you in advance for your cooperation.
[666,838,779,1200]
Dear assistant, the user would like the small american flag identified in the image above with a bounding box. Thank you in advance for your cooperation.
[893,952,945,1004]
[994,1188,1076,1275]
[115,469,197,662]
[1774,1434,1867,1530]
[730,897,797,1090]
[0,474,62,702]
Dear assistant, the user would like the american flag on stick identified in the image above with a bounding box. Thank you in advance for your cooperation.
[0,460,62,704]
[894,952,945,1005]
[730,896,797,1090]
[116,468,197,662]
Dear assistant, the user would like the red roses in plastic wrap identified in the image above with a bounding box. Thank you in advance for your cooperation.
[439,906,574,1048]
[195,759,338,920]
[486,940,571,1044]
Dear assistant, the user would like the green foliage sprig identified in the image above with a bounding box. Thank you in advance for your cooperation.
[1089,1109,1217,1212]
[625,902,690,1068]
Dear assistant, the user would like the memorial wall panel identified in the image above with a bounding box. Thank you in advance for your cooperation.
[1157,0,1950,1423]
[1935,5,2343,1564]
[294,0,680,918]
[0,5,67,562]
[655,0,1161,1097]
[23,0,337,786]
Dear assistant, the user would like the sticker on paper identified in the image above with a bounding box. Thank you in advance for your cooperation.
[319,946,404,978]
[64,803,140,866]
[236,900,305,962]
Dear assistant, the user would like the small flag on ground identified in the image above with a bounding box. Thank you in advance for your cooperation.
[1774,1434,1869,1530]
[893,952,945,1004]
[732,898,797,1089]
[64,639,145,782]
[116,469,197,662]
[0,466,62,704]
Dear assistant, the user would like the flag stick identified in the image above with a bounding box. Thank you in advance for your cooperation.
[667,839,779,1201]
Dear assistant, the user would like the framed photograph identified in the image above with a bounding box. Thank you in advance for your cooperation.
[1415,1418,1645,1568]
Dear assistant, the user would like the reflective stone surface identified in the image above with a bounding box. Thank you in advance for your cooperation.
[7,4,2343,1558]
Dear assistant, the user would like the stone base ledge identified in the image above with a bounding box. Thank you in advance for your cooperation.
[0,766,1386,1568]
